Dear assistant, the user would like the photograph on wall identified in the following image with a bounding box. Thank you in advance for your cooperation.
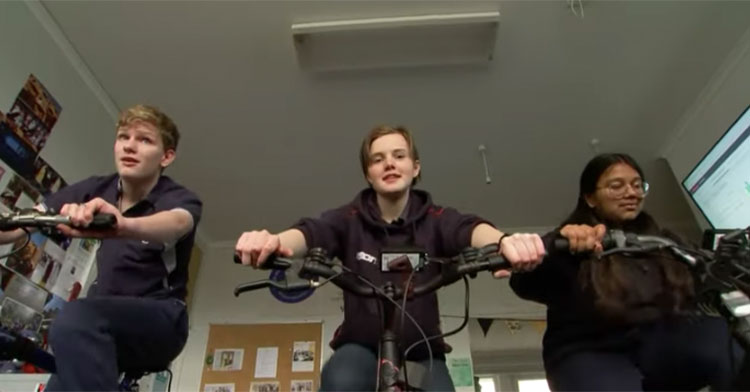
[2,271,50,311]
[31,156,63,195]
[291,341,315,372]
[0,296,44,333]
[1,232,45,279]
[250,381,279,392]
[6,74,62,153]
[0,112,37,177]
[1,173,41,210]
[211,348,244,371]
[48,258,83,302]
[30,236,66,290]
[204,384,235,392]
[290,380,313,392]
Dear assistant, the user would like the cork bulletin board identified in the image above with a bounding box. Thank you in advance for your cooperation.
[200,322,322,392]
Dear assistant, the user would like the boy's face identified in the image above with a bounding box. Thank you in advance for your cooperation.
[114,120,174,182]
[366,133,420,197]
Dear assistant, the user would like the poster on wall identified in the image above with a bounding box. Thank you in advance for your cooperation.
[254,347,278,378]
[0,173,41,210]
[291,341,315,372]
[212,348,244,371]
[31,156,64,196]
[1,232,45,279]
[0,111,37,178]
[447,357,474,388]
[204,384,235,392]
[250,381,279,392]
[290,380,313,392]
[6,74,62,153]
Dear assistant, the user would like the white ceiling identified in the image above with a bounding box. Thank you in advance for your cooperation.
[41,0,750,243]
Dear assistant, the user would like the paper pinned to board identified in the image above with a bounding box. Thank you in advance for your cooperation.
[254,347,278,378]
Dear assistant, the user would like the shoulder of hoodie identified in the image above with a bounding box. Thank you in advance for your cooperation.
[322,188,452,221]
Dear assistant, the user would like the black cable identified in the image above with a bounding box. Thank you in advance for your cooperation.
[400,267,418,350]
[403,276,471,363]
[0,228,31,261]
[166,368,173,392]
[338,264,434,378]
[399,267,418,389]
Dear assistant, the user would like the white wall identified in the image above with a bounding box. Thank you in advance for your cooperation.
[0,2,119,391]
[0,1,116,183]
[662,26,750,230]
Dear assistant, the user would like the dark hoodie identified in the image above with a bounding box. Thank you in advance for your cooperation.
[510,216,697,368]
[293,188,489,359]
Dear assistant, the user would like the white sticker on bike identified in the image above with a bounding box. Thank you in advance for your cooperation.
[356,251,377,264]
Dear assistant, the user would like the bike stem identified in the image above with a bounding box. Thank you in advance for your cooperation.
[379,282,405,392]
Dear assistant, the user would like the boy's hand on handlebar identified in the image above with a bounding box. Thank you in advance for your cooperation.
[494,233,546,278]
[559,224,606,253]
[57,198,121,238]
[235,230,293,268]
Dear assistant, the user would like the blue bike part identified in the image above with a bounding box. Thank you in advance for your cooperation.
[268,269,314,303]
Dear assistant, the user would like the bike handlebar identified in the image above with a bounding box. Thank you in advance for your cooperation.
[233,235,583,298]
[0,210,116,231]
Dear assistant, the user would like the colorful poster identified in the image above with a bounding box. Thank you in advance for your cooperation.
[6,74,62,153]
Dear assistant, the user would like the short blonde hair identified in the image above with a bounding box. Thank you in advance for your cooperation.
[116,104,179,151]
[359,125,421,184]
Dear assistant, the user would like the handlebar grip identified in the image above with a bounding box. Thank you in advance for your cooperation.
[548,233,615,253]
[233,254,292,270]
[486,255,512,271]
[552,237,570,252]
[88,214,116,229]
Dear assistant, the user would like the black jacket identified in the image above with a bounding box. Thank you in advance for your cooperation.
[293,188,488,359]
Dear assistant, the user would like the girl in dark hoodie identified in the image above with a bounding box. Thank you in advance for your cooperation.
[510,153,740,391]
[235,125,547,391]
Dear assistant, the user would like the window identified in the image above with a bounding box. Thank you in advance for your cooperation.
[517,378,550,392]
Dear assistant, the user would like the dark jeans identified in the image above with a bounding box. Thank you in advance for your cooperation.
[546,316,742,391]
[320,343,455,391]
[45,296,188,391]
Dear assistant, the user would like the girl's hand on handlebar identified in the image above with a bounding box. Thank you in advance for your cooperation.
[494,233,546,278]
[559,224,606,254]
[235,230,293,268]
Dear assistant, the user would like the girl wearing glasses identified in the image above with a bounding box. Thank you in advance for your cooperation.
[510,153,740,391]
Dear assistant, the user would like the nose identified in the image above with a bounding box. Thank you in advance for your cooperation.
[623,183,641,198]
[121,136,137,152]
[384,155,395,169]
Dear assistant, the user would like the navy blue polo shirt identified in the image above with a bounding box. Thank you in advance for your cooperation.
[42,174,202,301]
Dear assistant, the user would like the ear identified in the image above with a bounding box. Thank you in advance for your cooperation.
[160,149,176,169]
[584,193,596,209]
[413,159,421,178]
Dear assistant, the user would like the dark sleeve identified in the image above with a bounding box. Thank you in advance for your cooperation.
[509,230,579,305]
[436,207,493,256]
[292,207,346,259]
[41,177,97,213]
[155,186,203,226]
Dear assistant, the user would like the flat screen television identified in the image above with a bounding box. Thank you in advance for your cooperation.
[682,104,750,230]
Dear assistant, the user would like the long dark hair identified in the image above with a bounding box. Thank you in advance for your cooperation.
[566,153,694,322]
